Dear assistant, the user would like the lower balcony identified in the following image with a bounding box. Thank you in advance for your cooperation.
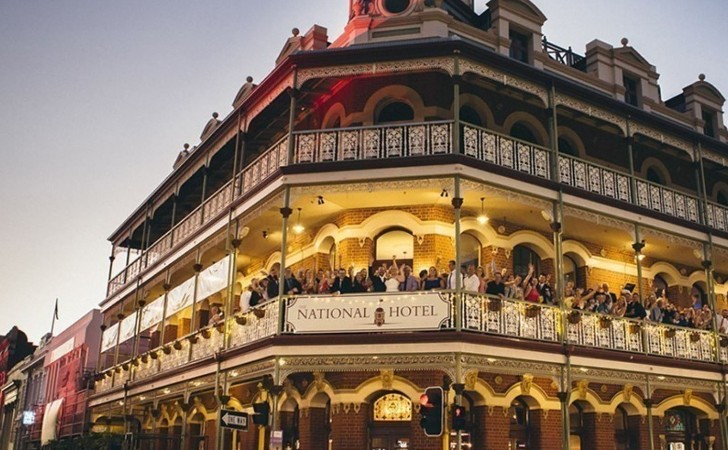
[95,292,727,395]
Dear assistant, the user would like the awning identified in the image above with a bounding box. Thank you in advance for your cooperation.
[41,398,63,446]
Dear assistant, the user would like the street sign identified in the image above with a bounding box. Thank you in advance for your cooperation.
[270,430,283,449]
[219,410,249,431]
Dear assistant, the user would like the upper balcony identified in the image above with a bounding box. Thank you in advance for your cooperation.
[106,120,728,299]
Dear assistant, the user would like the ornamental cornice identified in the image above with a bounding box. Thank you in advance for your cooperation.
[630,123,693,158]
[278,353,457,380]
[461,179,551,211]
[296,57,456,88]
[459,59,548,107]
[554,93,628,136]
[561,205,634,234]
[460,354,560,378]
[245,73,295,131]
[640,227,703,251]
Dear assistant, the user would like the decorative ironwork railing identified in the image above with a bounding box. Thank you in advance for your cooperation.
[462,294,561,342]
[558,155,632,202]
[542,36,587,71]
[634,179,700,224]
[706,201,728,233]
[97,293,728,393]
[293,121,453,163]
[108,138,287,296]
[566,311,643,353]
[462,124,551,179]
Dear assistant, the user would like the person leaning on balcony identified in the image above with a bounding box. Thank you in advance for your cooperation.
[368,252,388,292]
[648,298,664,323]
[332,268,354,294]
[284,267,302,295]
[446,260,463,290]
[625,293,647,320]
[613,294,628,317]
[523,264,541,303]
[463,265,480,292]
[352,270,369,293]
[537,273,554,304]
[240,278,261,312]
[400,265,419,292]
[486,270,506,297]
[716,309,728,334]
[266,267,280,299]
[208,305,224,326]
[423,266,442,290]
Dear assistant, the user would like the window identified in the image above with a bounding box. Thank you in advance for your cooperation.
[460,106,483,127]
[564,255,581,288]
[382,0,410,14]
[509,30,530,63]
[513,245,540,278]
[460,233,482,269]
[646,167,664,185]
[623,74,640,107]
[509,398,530,449]
[569,403,585,450]
[510,123,539,146]
[376,101,414,124]
[703,109,716,138]
[558,138,579,157]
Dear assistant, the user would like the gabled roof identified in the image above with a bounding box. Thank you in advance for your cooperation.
[613,46,653,69]
[487,0,547,25]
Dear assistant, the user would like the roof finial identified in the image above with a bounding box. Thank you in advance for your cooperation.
[620,37,629,47]
[699,73,706,82]
[292,28,300,37]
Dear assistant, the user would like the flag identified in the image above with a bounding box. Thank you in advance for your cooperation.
[54,298,59,320]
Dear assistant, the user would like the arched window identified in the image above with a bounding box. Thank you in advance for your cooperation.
[461,233,482,269]
[460,105,483,127]
[664,408,708,449]
[376,101,414,124]
[558,137,579,157]
[375,229,414,267]
[653,275,668,298]
[564,255,582,288]
[691,284,705,308]
[513,245,541,278]
[646,167,664,185]
[510,123,539,146]
[569,403,585,450]
[509,397,530,449]
[718,190,728,207]
[371,392,412,449]
[614,406,638,450]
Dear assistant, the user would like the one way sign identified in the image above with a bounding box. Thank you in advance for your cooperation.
[219,410,249,431]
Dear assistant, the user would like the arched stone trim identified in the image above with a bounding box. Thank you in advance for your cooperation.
[312,224,341,253]
[502,382,559,410]
[648,262,684,287]
[301,378,337,407]
[264,252,282,273]
[460,218,498,246]
[226,397,245,412]
[710,181,728,204]
[638,156,673,185]
[557,126,586,158]
[502,111,550,147]
[362,85,428,125]
[561,241,592,268]
[607,392,647,416]
[507,230,553,259]
[653,395,718,419]
[568,390,601,413]
[455,94,496,130]
[322,103,346,129]
[279,393,300,413]
[308,391,333,409]
[336,375,423,404]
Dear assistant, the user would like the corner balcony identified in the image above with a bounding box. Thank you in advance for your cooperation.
[94,292,727,395]
[107,120,728,298]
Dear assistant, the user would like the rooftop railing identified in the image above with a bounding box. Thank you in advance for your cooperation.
[109,121,719,297]
[96,292,726,394]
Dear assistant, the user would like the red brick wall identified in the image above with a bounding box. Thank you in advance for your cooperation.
[582,412,614,450]
[414,234,455,274]
[531,409,563,450]
[298,407,329,450]
[473,405,509,449]
[409,405,442,450]
[330,403,368,450]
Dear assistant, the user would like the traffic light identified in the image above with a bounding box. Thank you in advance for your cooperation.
[252,401,270,426]
[452,404,467,431]
[419,386,443,437]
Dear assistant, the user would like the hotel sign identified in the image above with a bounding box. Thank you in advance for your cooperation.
[285,292,452,333]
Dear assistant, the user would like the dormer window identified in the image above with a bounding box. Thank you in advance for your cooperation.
[509,30,530,63]
[623,74,640,107]
[703,109,717,138]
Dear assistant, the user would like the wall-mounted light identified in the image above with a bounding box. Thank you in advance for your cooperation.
[292,208,305,234]
[440,188,449,198]
[477,197,489,225]
[262,230,269,239]
[317,196,325,205]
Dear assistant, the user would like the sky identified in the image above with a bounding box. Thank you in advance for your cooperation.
[1,0,726,343]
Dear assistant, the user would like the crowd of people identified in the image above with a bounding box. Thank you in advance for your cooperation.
[233,256,724,332]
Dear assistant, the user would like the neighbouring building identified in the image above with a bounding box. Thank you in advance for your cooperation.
[89,1,728,449]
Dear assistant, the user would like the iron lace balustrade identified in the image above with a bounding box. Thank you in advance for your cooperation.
[461,293,561,342]
[705,200,728,232]
[293,121,453,163]
[107,138,288,297]
[566,310,644,353]
[462,123,552,179]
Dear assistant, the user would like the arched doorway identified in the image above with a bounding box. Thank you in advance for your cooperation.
[510,123,540,146]
[460,233,482,269]
[513,245,541,279]
[375,229,414,269]
[509,397,531,449]
[614,405,639,450]
[664,407,710,450]
[188,412,206,450]
[376,102,414,124]
[370,392,412,450]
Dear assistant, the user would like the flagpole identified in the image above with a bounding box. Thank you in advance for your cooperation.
[50,298,58,336]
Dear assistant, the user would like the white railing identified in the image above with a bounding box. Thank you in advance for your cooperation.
[635,179,700,223]
[558,155,632,202]
[566,311,643,353]
[230,300,280,346]
[462,123,551,179]
[294,121,453,163]
[241,136,288,193]
[706,201,728,233]
[644,323,714,362]
[462,294,561,342]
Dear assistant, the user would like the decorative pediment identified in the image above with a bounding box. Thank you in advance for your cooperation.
[276,28,303,66]
[693,80,726,104]
[488,0,547,25]
[200,112,221,141]
[232,76,257,109]
[614,46,652,69]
